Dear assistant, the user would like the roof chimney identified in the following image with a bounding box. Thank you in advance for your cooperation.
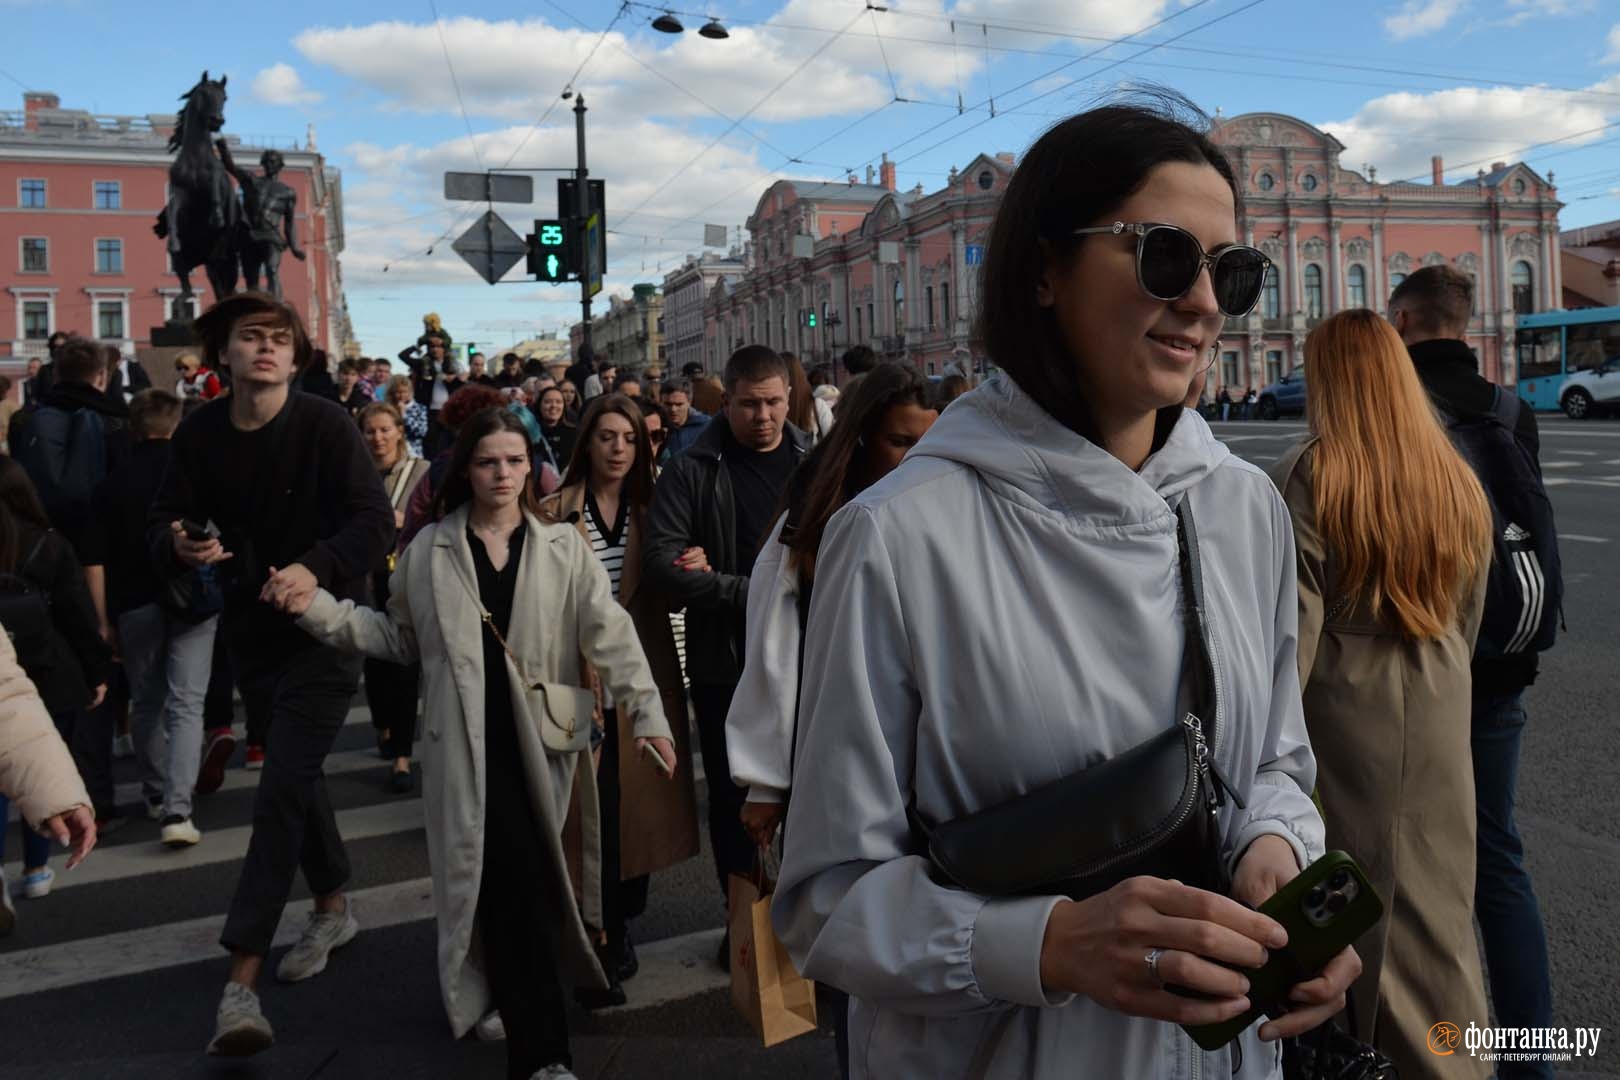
[847,172,858,186]
[1431,155,1444,185]
[865,163,875,185]
[880,152,896,192]
[996,152,1015,166]
[23,91,59,132]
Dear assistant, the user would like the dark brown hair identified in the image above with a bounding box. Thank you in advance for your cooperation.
[432,407,543,520]
[784,352,814,431]
[55,336,105,384]
[1389,265,1473,338]
[724,344,789,394]
[129,388,183,439]
[976,93,1237,440]
[781,363,934,580]
[0,455,51,573]
[194,291,313,374]
[562,393,657,511]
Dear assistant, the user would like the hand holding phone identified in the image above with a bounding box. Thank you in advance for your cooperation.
[640,739,674,778]
[180,518,214,542]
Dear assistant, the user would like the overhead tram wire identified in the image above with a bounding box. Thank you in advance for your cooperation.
[427,0,486,171]
[1386,119,1620,185]
[616,6,869,229]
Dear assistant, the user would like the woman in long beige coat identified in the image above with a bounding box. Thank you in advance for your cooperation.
[1269,310,1493,1080]
[539,394,699,1008]
[276,407,676,1080]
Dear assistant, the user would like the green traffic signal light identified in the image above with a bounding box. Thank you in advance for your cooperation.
[546,253,560,277]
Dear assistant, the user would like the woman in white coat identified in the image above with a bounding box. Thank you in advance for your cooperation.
[272,407,677,1080]
[773,98,1361,1079]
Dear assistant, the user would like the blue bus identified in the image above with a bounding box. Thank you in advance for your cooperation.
[1515,305,1620,413]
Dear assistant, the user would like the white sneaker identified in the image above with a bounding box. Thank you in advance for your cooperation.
[275,899,359,982]
[0,872,14,937]
[160,816,202,848]
[475,1012,506,1041]
[530,1067,579,1080]
[20,867,54,899]
[207,982,274,1057]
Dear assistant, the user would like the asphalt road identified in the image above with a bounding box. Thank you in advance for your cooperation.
[1,415,1614,1079]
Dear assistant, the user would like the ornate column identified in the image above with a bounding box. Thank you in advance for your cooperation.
[951,221,966,342]
[1287,218,1301,314]
[1478,221,1495,332]
[1371,221,1385,306]
[1541,220,1557,310]
[1329,218,1344,312]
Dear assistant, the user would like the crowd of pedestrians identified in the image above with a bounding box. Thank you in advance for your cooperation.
[0,95,1567,1080]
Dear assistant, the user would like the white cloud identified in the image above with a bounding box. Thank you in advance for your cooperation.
[1382,0,1466,40]
[250,62,323,107]
[1320,82,1616,183]
[1606,23,1620,63]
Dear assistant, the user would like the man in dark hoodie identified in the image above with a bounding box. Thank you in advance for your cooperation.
[147,291,394,1059]
[642,345,808,962]
[1391,265,1555,1080]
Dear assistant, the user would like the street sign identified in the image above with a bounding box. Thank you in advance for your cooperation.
[528,218,578,283]
[964,244,984,266]
[453,210,528,285]
[704,223,728,248]
[444,172,534,203]
[558,178,607,289]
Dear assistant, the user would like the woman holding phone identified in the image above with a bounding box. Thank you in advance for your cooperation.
[539,394,699,1009]
[268,407,677,1080]
[773,97,1358,1079]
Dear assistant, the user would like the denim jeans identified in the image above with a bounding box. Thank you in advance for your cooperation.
[118,604,219,820]
[0,798,52,871]
[1472,690,1553,1080]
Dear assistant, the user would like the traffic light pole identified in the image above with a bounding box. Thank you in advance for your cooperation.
[575,93,591,351]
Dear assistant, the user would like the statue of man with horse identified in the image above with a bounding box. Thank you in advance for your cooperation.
[153,72,240,309]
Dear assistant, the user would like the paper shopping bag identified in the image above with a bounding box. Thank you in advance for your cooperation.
[728,870,818,1047]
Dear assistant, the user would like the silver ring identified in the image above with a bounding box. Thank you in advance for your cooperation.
[1145,947,1165,987]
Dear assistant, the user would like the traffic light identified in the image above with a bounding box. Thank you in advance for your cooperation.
[528,219,577,282]
[807,310,818,329]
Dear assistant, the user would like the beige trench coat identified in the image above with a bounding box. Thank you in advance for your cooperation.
[1271,441,1490,1080]
[0,627,89,827]
[540,484,700,882]
[297,504,673,1037]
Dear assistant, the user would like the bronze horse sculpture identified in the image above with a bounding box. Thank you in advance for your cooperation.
[154,72,239,303]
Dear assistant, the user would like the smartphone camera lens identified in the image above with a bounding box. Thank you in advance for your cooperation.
[1306,886,1326,909]
[1328,869,1350,890]
[1326,892,1348,915]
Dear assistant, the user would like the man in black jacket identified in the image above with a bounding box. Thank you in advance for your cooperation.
[1392,265,1554,1078]
[642,346,808,921]
[147,291,394,1059]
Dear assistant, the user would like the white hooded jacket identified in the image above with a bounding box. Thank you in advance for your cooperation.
[773,374,1324,1079]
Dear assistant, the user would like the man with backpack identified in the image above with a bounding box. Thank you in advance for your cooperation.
[85,389,222,849]
[11,335,132,828]
[1392,266,1561,1080]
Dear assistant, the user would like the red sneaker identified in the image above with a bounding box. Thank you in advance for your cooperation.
[244,745,266,771]
[196,729,238,794]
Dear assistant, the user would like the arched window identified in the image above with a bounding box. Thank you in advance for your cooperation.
[893,278,905,331]
[1388,271,1406,300]
[1512,261,1534,315]
[1304,264,1324,319]
[1261,266,1281,319]
[1347,264,1367,309]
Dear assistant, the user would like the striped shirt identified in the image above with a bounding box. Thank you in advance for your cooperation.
[585,492,629,708]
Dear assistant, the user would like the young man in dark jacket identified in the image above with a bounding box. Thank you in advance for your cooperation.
[1392,265,1555,1079]
[86,388,222,846]
[642,346,808,939]
[147,291,394,1059]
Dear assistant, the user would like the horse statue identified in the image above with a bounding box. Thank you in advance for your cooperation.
[153,72,239,305]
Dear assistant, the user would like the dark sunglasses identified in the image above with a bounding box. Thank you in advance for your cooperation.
[1071,221,1271,318]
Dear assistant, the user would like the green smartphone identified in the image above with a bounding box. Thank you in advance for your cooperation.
[1182,850,1383,1052]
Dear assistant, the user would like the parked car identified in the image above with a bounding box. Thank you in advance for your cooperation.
[1559,358,1620,418]
[1257,368,1307,420]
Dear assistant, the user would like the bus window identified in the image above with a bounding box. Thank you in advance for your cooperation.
[1516,327,1562,381]
[1565,320,1620,374]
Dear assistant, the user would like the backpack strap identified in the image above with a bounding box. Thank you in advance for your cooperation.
[17,531,49,579]
[1486,384,1522,431]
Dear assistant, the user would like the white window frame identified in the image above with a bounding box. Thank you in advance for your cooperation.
[96,299,127,340]
[9,287,58,349]
[1304,264,1325,319]
[18,178,47,209]
[1346,264,1367,309]
[83,287,132,346]
[157,287,204,323]
[19,236,48,274]
[93,180,122,210]
[94,236,125,275]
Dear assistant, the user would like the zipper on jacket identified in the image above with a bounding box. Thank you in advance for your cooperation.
[1078,729,1201,877]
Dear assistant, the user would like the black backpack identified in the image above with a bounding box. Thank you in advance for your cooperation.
[0,533,55,678]
[1442,388,1562,658]
[15,405,107,536]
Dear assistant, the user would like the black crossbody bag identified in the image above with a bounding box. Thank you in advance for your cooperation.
[907,499,1242,901]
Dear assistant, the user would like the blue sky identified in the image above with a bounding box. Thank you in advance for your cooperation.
[9,0,1620,354]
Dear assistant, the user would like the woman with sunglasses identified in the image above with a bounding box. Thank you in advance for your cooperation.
[269,407,677,1080]
[1271,311,1492,1080]
[538,394,699,1010]
[175,351,223,403]
[773,98,1355,1080]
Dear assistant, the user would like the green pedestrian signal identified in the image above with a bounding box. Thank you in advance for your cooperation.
[807,311,817,328]
[528,219,577,282]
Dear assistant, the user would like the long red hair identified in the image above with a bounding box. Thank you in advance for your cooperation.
[1304,310,1491,640]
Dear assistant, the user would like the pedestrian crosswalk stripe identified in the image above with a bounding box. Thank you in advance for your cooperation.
[105,745,397,811]
[21,800,423,893]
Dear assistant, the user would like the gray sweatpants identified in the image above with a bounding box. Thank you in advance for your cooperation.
[118,603,218,819]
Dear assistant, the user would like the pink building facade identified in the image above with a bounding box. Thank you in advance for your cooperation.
[1209,112,1561,391]
[704,152,1014,376]
[1,91,350,367]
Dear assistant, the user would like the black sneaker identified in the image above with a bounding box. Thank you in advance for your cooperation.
[573,982,627,1011]
[617,935,638,983]
[390,768,415,795]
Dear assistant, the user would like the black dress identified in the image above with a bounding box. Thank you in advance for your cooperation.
[468,522,572,1078]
